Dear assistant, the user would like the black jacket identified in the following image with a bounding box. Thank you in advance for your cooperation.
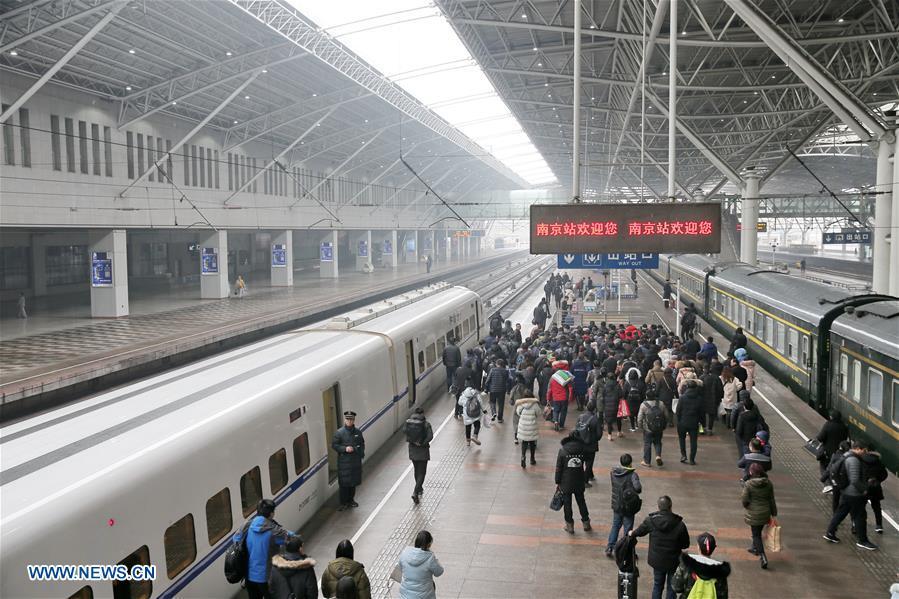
[671,553,730,599]
[735,405,767,444]
[729,333,747,356]
[683,339,700,357]
[269,553,318,599]
[555,434,587,492]
[676,386,703,429]
[452,365,474,392]
[406,413,434,462]
[442,344,462,367]
[815,418,849,461]
[701,373,723,414]
[609,466,642,514]
[601,379,623,421]
[331,425,365,487]
[633,510,690,572]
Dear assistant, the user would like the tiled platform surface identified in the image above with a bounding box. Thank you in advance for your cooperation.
[0,251,518,412]
[299,275,897,599]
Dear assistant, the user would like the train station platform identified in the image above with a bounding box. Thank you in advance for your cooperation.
[298,270,897,599]
[0,250,522,419]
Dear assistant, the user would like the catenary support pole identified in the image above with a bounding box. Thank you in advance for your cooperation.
[667,0,677,200]
[891,127,899,295]
[571,0,582,201]
[676,278,681,338]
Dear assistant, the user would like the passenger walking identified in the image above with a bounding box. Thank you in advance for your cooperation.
[738,438,772,481]
[16,292,27,318]
[547,360,574,430]
[864,446,889,535]
[570,352,591,411]
[742,463,777,569]
[397,531,443,599]
[332,411,365,511]
[733,348,755,391]
[231,498,299,599]
[637,388,668,467]
[335,577,357,599]
[676,380,703,465]
[515,390,541,468]
[236,275,247,298]
[824,441,877,550]
[671,532,731,599]
[484,358,509,422]
[605,453,642,557]
[720,366,742,428]
[623,368,645,432]
[405,408,433,505]
[321,540,371,599]
[601,371,624,440]
[662,280,673,309]
[821,440,852,511]
[576,400,602,484]
[735,396,768,456]
[452,360,474,418]
[268,536,317,599]
[815,410,849,476]
[728,327,747,357]
[425,254,432,273]
[700,363,723,434]
[458,386,486,446]
[442,337,462,393]
[554,429,591,533]
[630,496,690,599]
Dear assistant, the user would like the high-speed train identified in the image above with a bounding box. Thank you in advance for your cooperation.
[651,255,899,474]
[0,283,483,599]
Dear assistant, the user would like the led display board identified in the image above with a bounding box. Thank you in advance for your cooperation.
[530,202,721,254]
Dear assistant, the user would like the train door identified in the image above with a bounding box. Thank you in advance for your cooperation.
[322,384,341,484]
[405,340,417,407]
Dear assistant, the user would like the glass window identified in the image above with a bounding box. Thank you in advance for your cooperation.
[91,123,101,175]
[788,329,798,361]
[19,108,30,167]
[745,308,753,332]
[68,586,93,599]
[239,466,262,517]
[293,433,310,475]
[78,120,89,173]
[852,360,862,402]
[64,117,75,172]
[104,126,113,176]
[112,546,152,599]
[205,488,232,545]
[469,316,476,333]
[436,336,446,358]
[268,448,288,494]
[51,115,61,170]
[164,514,196,579]
[892,381,899,427]
[802,335,810,367]
[463,319,470,336]
[426,343,436,366]
[126,131,135,178]
[775,322,785,353]
[867,369,883,415]
[839,354,849,392]
[454,325,462,342]
[765,316,774,345]
[0,246,31,289]
[418,350,425,374]
[45,245,88,286]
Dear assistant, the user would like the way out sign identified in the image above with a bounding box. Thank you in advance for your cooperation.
[557,253,659,269]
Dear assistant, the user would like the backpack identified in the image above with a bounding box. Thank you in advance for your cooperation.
[626,386,642,404]
[405,418,426,444]
[465,394,482,418]
[223,520,251,584]
[575,413,598,446]
[646,401,666,434]
[619,475,642,515]
[831,453,852,490]
[687,577,718,599]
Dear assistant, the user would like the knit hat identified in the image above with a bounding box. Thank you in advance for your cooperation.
[734,348,748,362]
[697,532,717,556]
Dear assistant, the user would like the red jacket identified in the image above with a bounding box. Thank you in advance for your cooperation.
[546,361,574,403]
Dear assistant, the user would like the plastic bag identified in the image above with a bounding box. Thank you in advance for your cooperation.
[617,399,631,418]
[762,518,782,553]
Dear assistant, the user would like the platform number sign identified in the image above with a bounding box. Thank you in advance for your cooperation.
[358,240,368,258]
[201,247,218,275]
[271,244,287,267]
[91,252,113,287]
[320,241,334,262]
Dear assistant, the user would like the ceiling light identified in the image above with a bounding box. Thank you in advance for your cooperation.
[552,107,556,111]
[261,69,268,74]
[226,51,233,56]
[364,119,368,123]
[125,85,132,91]
[754,91,759,95]
[770,75,776,79]
[129,49,136,54]
[873,92,878,96]
[316,123,320,126]
[544,83,549,87]
[590,24,596,29]
[680,31,686,35]
[533,47,538,52]
[300,141,304,144]
[244,95,250,99]
[172,101,177,105]
[312,93,317,97]
[9,50,18,56]
[537,62,542,66]
[837,17,845,23]
[591,96,595,100]
[521,13,527,19]
[233,120,239,124]
[743,100,747,103]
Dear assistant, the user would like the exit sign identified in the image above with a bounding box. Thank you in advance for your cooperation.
[736,222,767,232]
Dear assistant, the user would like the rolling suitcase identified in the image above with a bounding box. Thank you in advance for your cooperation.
[617,571,637,599]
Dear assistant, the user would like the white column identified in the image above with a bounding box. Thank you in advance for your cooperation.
[200,230,230,299]
[430,230,437,263]
[89,229,129,317]
[380,230,397,269]
[872,137,893,293]
[891,132,899,295]
[320,230,339,278]
[668,0,677,199]
[355,230,371,272]
[270,230,293,287]
[740,174,760,265]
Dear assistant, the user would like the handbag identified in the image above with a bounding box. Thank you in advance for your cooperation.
[762,518,782,553]
[223,520,252,584]
[550,488,564,511]
[803,438,826,461]
[543,404,553,421]
[617,399,631,418]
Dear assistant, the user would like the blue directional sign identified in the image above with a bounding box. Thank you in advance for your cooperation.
[358,240,368,258]
[91,252,112,287]
[557,253,659,269]
[823,229,872,244]
[383,239,393,255]
[320,241,334,262]
[200,247,218,275]
[271,244,287,267]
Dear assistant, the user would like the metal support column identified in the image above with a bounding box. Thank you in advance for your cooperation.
[891,131,899,295]
[667,0,677,200]
[872,138,893,293]
[571,0,582,201]
[740,174,761,266]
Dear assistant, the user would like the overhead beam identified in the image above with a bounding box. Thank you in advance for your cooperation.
[119,73,258,197]
[0,3,125,124]
[0,0,124,55]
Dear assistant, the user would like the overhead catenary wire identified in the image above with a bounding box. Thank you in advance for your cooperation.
[400,157,470,228]
[784,146,865,227]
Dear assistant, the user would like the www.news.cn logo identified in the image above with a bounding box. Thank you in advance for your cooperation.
[27,564,157,581]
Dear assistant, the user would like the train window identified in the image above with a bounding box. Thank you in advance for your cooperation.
[112,546,152,599]
[765,317,774,345]
[436,336,446,357]
[851,360,862,402]
[468,315,475,332]
[801,336,810,366]
[839,354,849,392]
[463,319,470,336]
[164,514,197,580]
[426,343,436,366]
[775,323,785,353]
[446,329,454,344]
[738,303,745,329]
[788,329,798,361]
[745,309,753,332]
[269,448,288,494]
[867,370,883,415]
[68,586,93,599]
[418,350,425,374]
[240,466,263,517]
[892,381,899,427]
[205,488,232,545]
[293,432,310,475]
[755,311,764,338]
[455,325,462,341]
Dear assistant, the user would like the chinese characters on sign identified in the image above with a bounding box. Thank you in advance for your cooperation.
[530,202,721,254]
[557,253,659,269]
[823,229,872,244]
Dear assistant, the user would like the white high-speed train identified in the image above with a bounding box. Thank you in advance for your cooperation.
[0,283,482,599]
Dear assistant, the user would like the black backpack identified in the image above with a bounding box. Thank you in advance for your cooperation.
[223,520,251,584]
[576,413,598,446]
[626,387,641,404]
[619,475,642,515]
[831,453,852,490]
[466,394,482,418]
[405,418,426,444]
[646,401,666,434]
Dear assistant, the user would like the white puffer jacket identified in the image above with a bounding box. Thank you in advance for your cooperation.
[515,397,542,442]
[458,387,487,425]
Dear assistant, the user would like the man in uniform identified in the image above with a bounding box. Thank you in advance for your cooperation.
[332,411,365,511]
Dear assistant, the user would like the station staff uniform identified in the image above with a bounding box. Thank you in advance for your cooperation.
[332,411,365,510]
